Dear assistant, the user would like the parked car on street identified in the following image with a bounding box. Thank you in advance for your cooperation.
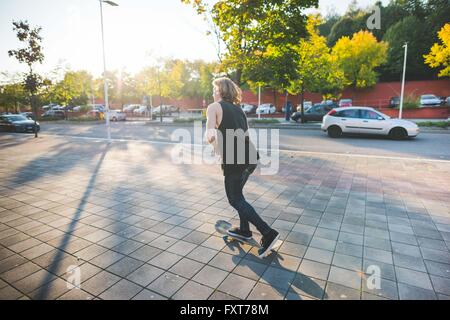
[90,104,105,112]
[108,110,126,121]
[42,103,59,111]
[133,105,150,115]
[123,104,140,112]
[291,103,336,122]
[241,103,257,114]
[20,112,35,120]
[420,94,441,106]
[153,105,179,115]
[389,96,400,108]
[42,110,66,119]
[256,103,276,114]
[446,97,450,106]
[321,106,419,139]
[86,110,103,119]
[299,101,313,110]
[338,99,352,107]
[0,114,40,133]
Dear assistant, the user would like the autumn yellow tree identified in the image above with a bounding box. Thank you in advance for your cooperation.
[289,14,345,121]
[424,23,450,78]
[333,30,388,89]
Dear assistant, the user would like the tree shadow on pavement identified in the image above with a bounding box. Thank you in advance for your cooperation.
[33,144,111,299]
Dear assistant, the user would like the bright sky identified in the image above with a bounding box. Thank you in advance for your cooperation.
[0,0,388,78]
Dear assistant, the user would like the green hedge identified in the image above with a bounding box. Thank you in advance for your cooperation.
[67,116,102,122]
[38,116,65,121]
[173,118,203,123]
[248,118,280,124]
[417,121,449,128]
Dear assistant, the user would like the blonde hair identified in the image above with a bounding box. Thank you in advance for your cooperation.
[212,77,242,105]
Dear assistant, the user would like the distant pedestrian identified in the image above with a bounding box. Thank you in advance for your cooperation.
[285,101,292,121]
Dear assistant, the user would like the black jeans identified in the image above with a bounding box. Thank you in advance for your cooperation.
[224,164,272,236]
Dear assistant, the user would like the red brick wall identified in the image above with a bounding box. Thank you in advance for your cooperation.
[99,79,449,111]
[241,79,450,110]
[376,106,449,119]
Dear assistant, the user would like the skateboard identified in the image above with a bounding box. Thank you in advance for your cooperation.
[214,220,282,257]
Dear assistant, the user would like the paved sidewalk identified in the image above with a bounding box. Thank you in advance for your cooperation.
[0,134,449,300]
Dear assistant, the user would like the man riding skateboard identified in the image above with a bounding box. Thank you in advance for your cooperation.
[205,77,280,258]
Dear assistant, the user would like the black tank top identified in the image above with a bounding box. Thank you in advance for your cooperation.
[217,100,258,176]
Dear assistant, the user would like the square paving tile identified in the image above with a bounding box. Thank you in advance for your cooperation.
[126,264,165,287]
[172,280,214,300]
[169,258,204,279]
[99,279,143,300]
[218,273,256,300]
[147,272,187,298]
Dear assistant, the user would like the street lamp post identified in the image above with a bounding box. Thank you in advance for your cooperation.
[258,84,261,119]
[399,42,407,120]
[99,0,118,143]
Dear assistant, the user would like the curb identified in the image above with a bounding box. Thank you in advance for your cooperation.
[40,120,450,134]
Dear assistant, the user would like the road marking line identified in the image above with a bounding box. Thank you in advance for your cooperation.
[38,133,450,163]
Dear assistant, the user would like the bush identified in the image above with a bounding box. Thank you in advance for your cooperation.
[67,115,102,122]
[173,117,202,123]
[248,118,280,124]
[77,105,91,113]
[38,116,64,121]
[417,121,449,128]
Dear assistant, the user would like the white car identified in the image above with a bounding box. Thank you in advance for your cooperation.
[256,103,276,114]
[296,101,312,111]
[108,110,126,121]
[241,103,257,114]
[133,105,149,115]
[123,104,140,112]
[321,106,419,139]
[420,94,441,106]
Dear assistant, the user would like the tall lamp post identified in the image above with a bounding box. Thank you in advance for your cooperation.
[399,42,407,120]
[99,0,118,143]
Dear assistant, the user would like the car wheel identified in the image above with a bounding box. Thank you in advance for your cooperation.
[112,117,117,122]
[389,127,407,140]
[327,126,342,138]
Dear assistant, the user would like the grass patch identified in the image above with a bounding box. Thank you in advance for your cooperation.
[417,121,449,128]
[38,116,65,121]
[173,117,203,123]
[248,118,280,124]
[67,116,102,122]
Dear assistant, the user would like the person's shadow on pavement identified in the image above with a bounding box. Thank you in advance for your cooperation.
[222,238,327,300]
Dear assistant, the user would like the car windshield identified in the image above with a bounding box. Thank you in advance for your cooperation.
[6,115,27,121]
[376,110,390,119]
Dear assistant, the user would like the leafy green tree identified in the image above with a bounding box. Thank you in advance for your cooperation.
[289,15,345,122]
[48,70,93,106]
[0,82,28,113]
[381,16,431,80]
[8,20,44,137]
[183,0,318,85]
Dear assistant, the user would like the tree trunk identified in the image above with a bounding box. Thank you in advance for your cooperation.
[273,90,277,111]
[31,94,38,138]
[300,86,305,124]
[235,69,242,86]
